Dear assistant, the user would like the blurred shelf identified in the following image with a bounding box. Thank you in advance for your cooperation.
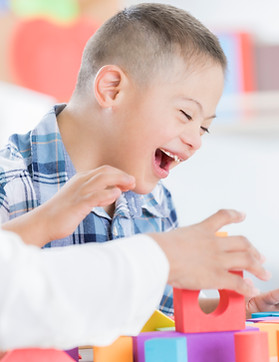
[215,90,279,133]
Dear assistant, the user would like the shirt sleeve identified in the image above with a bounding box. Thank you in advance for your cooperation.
[0,229,169,350]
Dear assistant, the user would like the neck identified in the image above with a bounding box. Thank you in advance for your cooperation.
[57,102,107,172]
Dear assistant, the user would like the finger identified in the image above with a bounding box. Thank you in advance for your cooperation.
[75,166,135,187]
[220,235,263,261]
[221,252,271,281]
[85,171,135,192]
[199,209,246,233]
[217,272,259,297]
[260,288,279,306]
[86,188,122,207]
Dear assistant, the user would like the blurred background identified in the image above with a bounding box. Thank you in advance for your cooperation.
[0,0,278,293]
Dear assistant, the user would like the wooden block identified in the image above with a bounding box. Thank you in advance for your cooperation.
[93,336,133,362]
[141,309,175,332]
[234,331,269,362]
[173,271,245,333]
[1,348,75,361]
[144,337,187,362]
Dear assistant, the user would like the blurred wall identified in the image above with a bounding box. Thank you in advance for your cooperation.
[126,0,279,44]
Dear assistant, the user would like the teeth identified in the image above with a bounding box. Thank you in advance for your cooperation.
[160,149,181,163]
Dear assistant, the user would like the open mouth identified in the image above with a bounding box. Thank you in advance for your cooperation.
[154,148,181,178]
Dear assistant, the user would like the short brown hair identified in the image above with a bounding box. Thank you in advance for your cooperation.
[75,3,226,93]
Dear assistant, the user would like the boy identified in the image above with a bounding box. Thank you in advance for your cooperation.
[0,3,278,316]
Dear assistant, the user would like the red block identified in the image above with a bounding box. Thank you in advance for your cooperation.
[173,272,245,333]
[1,348,75,362]
[234,331,269,362]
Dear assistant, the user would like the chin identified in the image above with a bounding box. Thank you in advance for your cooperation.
[133,181,158,195]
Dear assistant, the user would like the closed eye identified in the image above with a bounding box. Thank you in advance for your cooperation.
[201,126,210,134]
[180,109,192,121]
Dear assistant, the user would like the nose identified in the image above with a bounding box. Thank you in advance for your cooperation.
[179,123,202,152]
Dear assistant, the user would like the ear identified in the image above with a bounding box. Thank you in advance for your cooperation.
[94,65,126,108]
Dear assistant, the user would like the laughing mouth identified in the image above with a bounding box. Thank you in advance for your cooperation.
[155,148,182,172]
[160,148,182,164]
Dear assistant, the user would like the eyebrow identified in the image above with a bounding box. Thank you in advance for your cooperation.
[182,97,217,120]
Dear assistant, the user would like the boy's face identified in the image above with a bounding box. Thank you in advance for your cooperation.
[107,59,224,194]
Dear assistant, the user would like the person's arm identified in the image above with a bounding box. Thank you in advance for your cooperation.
[0,229,169,350]
[2,166,136,247]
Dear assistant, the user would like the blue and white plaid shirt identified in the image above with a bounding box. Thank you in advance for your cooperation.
[0,104,178,315]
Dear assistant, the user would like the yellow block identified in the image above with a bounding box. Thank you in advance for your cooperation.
[256,322,279,357]
[93,336,133,362]
[140,309,175,333]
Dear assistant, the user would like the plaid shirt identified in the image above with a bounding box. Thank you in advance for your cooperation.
[0,104,178,315]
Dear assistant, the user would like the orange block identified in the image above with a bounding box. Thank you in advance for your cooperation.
[256,322,279,357]
[1,348,74,361]
[276,330,279,357]
[173,271,245,333]
[93,336,133,362]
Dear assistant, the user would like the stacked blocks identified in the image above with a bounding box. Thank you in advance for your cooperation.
[133,327,259,362]
[132,269,269,361]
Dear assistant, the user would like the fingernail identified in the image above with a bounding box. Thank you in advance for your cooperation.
[264,270,272,280]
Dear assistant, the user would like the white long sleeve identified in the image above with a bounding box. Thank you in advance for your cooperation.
[0,230,169,350]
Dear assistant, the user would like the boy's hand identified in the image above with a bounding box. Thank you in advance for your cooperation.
[246,288,279,318]
[2,166,135,246]
[151,209,270,297]
[43,165,136,241]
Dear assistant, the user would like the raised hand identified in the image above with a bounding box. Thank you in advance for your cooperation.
[151,209,270,297]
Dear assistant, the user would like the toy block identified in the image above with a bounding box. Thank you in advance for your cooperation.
[249,321,279,357]
[156,327,176,331]
[144,337,187,362]
[247,317,279,323]
[234,331,269,362]
[276,330,279,357]
[133,326,258,362]
[93,336,133,362]
[173,271,245,333]
[141,309,175,332]
[252,312,279,318]
[1,348,75,362]
[65,347,79,361]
